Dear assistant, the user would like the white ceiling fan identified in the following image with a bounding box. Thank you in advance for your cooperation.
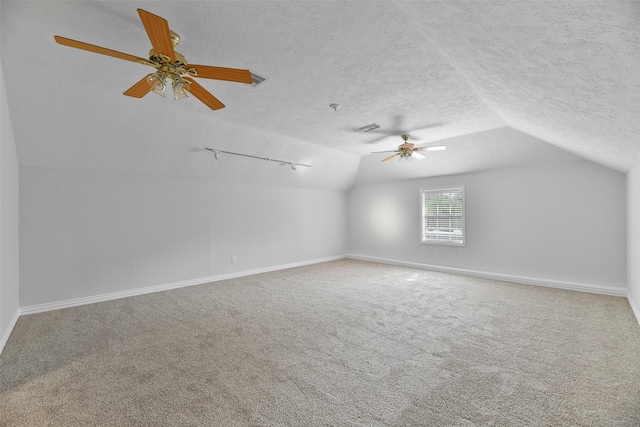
[372,134,446,162]
[358,115,442,145]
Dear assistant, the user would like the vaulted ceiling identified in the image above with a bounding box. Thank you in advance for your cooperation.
[1,1,638,190]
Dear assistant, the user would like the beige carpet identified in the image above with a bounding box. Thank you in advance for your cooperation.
[1,259,639,426]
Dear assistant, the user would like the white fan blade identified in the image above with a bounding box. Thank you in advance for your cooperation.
[417,145,446,151]
[412,152,426,160]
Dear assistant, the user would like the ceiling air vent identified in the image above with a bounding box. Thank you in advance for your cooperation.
[358,123,381,132]
[250,72,266,87]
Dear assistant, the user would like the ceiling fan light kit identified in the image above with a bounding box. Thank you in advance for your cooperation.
[171,77,190,100]
[54,8,253,110]
[373,134,446,163]
[146,71,167,97]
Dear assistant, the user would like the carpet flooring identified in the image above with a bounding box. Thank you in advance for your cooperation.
[1,259,639,426]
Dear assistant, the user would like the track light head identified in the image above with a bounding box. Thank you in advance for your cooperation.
[205,147,220,159]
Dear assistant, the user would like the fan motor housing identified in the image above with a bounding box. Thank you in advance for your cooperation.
[149,49,187,67]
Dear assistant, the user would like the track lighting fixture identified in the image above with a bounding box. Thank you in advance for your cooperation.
[205,148,310,171]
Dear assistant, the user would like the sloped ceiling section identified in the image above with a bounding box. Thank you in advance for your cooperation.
[0,1,364,191]
[357,126,585,186]
[398,0,640,171]
[1,1,639,191]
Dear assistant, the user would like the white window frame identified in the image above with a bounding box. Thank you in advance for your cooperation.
[420,186,465,246]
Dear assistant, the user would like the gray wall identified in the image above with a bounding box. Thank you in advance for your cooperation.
[348,159,626,290]
[0,64,20,352]
[628,163,640,320]
[19,166,348,307]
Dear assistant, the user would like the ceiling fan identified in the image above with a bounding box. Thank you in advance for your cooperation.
[54,8,252,110]
[358,114,442,144]
[372,134,446,162]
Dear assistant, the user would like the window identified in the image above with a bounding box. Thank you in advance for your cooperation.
[421,186,465,246]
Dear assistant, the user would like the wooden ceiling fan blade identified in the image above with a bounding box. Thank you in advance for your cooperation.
[382,153,399,162]
[186,65,252,83]
[137,9,175,61]
[183,77,225,110]
[54,36,152,65]
[371,150,396,154]
[123,77,151,98]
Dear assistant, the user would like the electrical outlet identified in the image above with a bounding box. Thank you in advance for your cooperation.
[434,251,439,257]
[231,256,237,264]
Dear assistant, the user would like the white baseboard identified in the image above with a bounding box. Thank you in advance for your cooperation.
[347,254,628,297]
[0,309,20,355]
[628,293,640,326]
[20,255,346,316]
[14,253,635,325]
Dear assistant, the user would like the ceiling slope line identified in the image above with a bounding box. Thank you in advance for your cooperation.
[389,0,507,128]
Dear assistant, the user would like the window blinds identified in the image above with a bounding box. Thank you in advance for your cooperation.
[422,188,464,245]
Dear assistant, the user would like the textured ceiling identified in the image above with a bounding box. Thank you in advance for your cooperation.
[1,1,638,190]
[398,0,640,172]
